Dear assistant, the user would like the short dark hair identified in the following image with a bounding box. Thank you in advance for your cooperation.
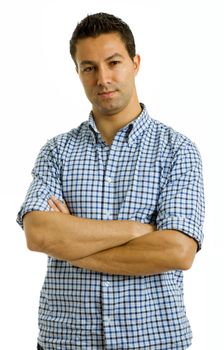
[70,12,136,62]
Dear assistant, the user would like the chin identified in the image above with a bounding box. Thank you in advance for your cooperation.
[102,108,123,117]
[96,102,125,117]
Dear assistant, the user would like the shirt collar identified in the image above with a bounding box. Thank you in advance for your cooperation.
[88,103,151,145]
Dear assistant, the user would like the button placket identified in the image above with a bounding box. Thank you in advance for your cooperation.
[102,143,116,220]
[102,278,114,329]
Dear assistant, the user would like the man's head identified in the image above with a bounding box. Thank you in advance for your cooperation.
[70,13,141,119]
[70,12,136,64]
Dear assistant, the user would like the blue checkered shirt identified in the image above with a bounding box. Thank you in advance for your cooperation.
[17,104,205,349]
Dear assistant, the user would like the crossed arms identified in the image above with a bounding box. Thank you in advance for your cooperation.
[23,196,197,276]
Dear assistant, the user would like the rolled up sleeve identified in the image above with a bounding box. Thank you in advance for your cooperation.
[156,140,205,250]
[17,138,63,229]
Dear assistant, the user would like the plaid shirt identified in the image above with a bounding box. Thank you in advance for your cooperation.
[17,104,205,349]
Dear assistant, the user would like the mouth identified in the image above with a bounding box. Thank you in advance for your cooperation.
[97,90,117,98]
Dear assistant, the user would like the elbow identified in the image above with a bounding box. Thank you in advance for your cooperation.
[25,231,41,252]
[176,241,197,271]
[178,255,194,271]
[23,212,45,252]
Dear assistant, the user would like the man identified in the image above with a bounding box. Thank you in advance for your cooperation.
[17,12,205,350]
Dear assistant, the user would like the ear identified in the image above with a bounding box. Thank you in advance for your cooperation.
[75,62,79,74]
[133,54,141,75]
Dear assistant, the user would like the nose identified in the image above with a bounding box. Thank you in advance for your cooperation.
[96,66,111,86]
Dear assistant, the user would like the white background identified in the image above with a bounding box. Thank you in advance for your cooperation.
[0,0,223,349]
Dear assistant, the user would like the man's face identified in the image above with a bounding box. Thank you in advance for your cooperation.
[75,33,140,117]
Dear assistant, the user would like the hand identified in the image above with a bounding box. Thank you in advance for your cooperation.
[132,221,157,239]
[48,196,70,214]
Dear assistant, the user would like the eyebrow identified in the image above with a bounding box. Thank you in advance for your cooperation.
[79,53,124,67]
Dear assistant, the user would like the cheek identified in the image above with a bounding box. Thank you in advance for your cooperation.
[116,65,135,83]
[80,77,94,94]
[117,69,135,90]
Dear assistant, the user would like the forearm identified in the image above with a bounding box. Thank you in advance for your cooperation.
[24,211,155,260]
[70,230,197,276]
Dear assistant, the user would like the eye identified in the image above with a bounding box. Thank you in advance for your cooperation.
[109,60,121,67]
[82,66,95,73]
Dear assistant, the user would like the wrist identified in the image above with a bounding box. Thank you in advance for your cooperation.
[131,221,156,239]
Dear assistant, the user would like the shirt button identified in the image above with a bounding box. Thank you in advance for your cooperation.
[104,281,111,287]
[104,316,112,326]
[104,211,112,219]
[105,176,112,183]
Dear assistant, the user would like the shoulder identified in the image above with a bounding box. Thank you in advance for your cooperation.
[147,116,201,161]
[149,117,191,146]
[39,121,89,158]
[42,122,88,153]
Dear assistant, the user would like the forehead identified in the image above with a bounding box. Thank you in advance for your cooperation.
[75,33,129,63]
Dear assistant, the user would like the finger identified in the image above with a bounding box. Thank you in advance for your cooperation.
[49,197,63,212]
[50,196,70,214]
[51,196,68,213]
[48,199,60,212]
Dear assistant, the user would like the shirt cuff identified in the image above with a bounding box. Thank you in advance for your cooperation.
[157,216,204,251]
[16,198,50,229]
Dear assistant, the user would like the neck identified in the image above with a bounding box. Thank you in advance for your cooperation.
[92,100,142,145]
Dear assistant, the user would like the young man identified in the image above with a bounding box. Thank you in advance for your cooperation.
[17,13,205,350]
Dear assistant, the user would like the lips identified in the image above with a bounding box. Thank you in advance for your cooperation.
[97,90,117,97]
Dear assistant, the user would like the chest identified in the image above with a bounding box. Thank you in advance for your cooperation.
[61,138,163,223]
